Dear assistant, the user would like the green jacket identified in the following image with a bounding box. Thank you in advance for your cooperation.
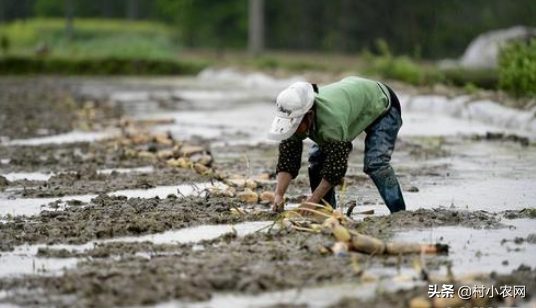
[294,76,391,144]
[277,76,391,184]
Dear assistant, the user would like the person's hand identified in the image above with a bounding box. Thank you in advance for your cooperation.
[272,194,285,213]
[298,197,318,216]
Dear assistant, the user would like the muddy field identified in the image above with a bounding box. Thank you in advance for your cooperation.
[0,73,535,308]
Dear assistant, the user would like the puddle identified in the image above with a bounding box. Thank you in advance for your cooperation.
[399,112,505,137]
[404,178,536,212]
[4,131,111,146]
[102,221,271,245]
[108,182,226,199]
[151,280,416,308]
[1,166,154,183]
[394,218,536,276]
[97,166,154,175]
[151,103,273,143]
[1,172,53,182]
[0,253,79,278]
[0,195,95,217]
[0,221,270,279]
[0,244,79,278]
[0,182,226,217]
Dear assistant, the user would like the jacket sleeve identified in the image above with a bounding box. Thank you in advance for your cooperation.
[320,141,352,185]
[276,139,303,179]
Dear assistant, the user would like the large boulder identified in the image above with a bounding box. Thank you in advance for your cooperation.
[460,26,536,69]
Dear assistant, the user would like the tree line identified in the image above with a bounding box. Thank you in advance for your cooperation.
[1,0,535,59]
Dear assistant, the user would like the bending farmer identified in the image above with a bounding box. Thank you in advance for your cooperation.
[267,76,406,214]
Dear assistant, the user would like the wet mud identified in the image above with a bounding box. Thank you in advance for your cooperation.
[0,229,411,307]
[1,77,535,308]
[0,78,121,140]
[17,167,205,198]
[353,208,507,239]
[0,195,276,251]
[330,265,536,308]
[2,222,534,308]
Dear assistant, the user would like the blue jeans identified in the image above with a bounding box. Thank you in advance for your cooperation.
[308,88,406,213]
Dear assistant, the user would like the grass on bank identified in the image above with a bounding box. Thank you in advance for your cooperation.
[0,18,177,60]
[0,18,207,75]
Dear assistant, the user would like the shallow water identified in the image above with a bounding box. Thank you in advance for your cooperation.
[4,130,112,146]
[1,74,536,307]
[1,172,54,182]
[0,195,95,217]
[1,166,154,183]
[394,218,536,275]
[108,182,227,199]
[0,182,226,217]
[102,221,271,245]
[151,279,416,308]
[97,166,155,175]
[0,221,270,279]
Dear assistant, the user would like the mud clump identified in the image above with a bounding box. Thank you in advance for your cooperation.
[0,195,276,250]
[19,167,205,198]
[354,208,505,239]
[502,208,536,219]
[0,175,8,187]
[473,132,531,147]
[37,242,186,259]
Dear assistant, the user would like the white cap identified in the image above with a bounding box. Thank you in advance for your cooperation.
[267,82,315,140]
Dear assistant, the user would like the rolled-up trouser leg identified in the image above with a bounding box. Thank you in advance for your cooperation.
[308,143,337,208]
[364,102,406,213]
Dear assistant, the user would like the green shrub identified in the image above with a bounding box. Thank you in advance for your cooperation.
[441,68,499,90]
[0,35,9,55]
[249,56,325,72]
[0,18,178,60]
[364,39,434,85]
[0,56,205,76]
[498,39,536,97]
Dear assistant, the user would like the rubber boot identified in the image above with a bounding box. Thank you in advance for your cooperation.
[369,166,405,213]
[308,165,337,208]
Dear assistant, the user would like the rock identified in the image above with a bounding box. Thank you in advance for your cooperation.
[406,186,419,193]
[0,175,9,187]
[460,26,536,68]
[527,233,536,244]
[236,188,259,204]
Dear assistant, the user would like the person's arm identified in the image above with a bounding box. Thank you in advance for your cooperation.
[307,178,333,204]
[301,142,352,213]
[272,139,303,212]
[273,172,292,212]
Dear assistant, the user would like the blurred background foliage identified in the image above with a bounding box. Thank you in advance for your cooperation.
[1,0,535,58]
[0,0,534,96]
